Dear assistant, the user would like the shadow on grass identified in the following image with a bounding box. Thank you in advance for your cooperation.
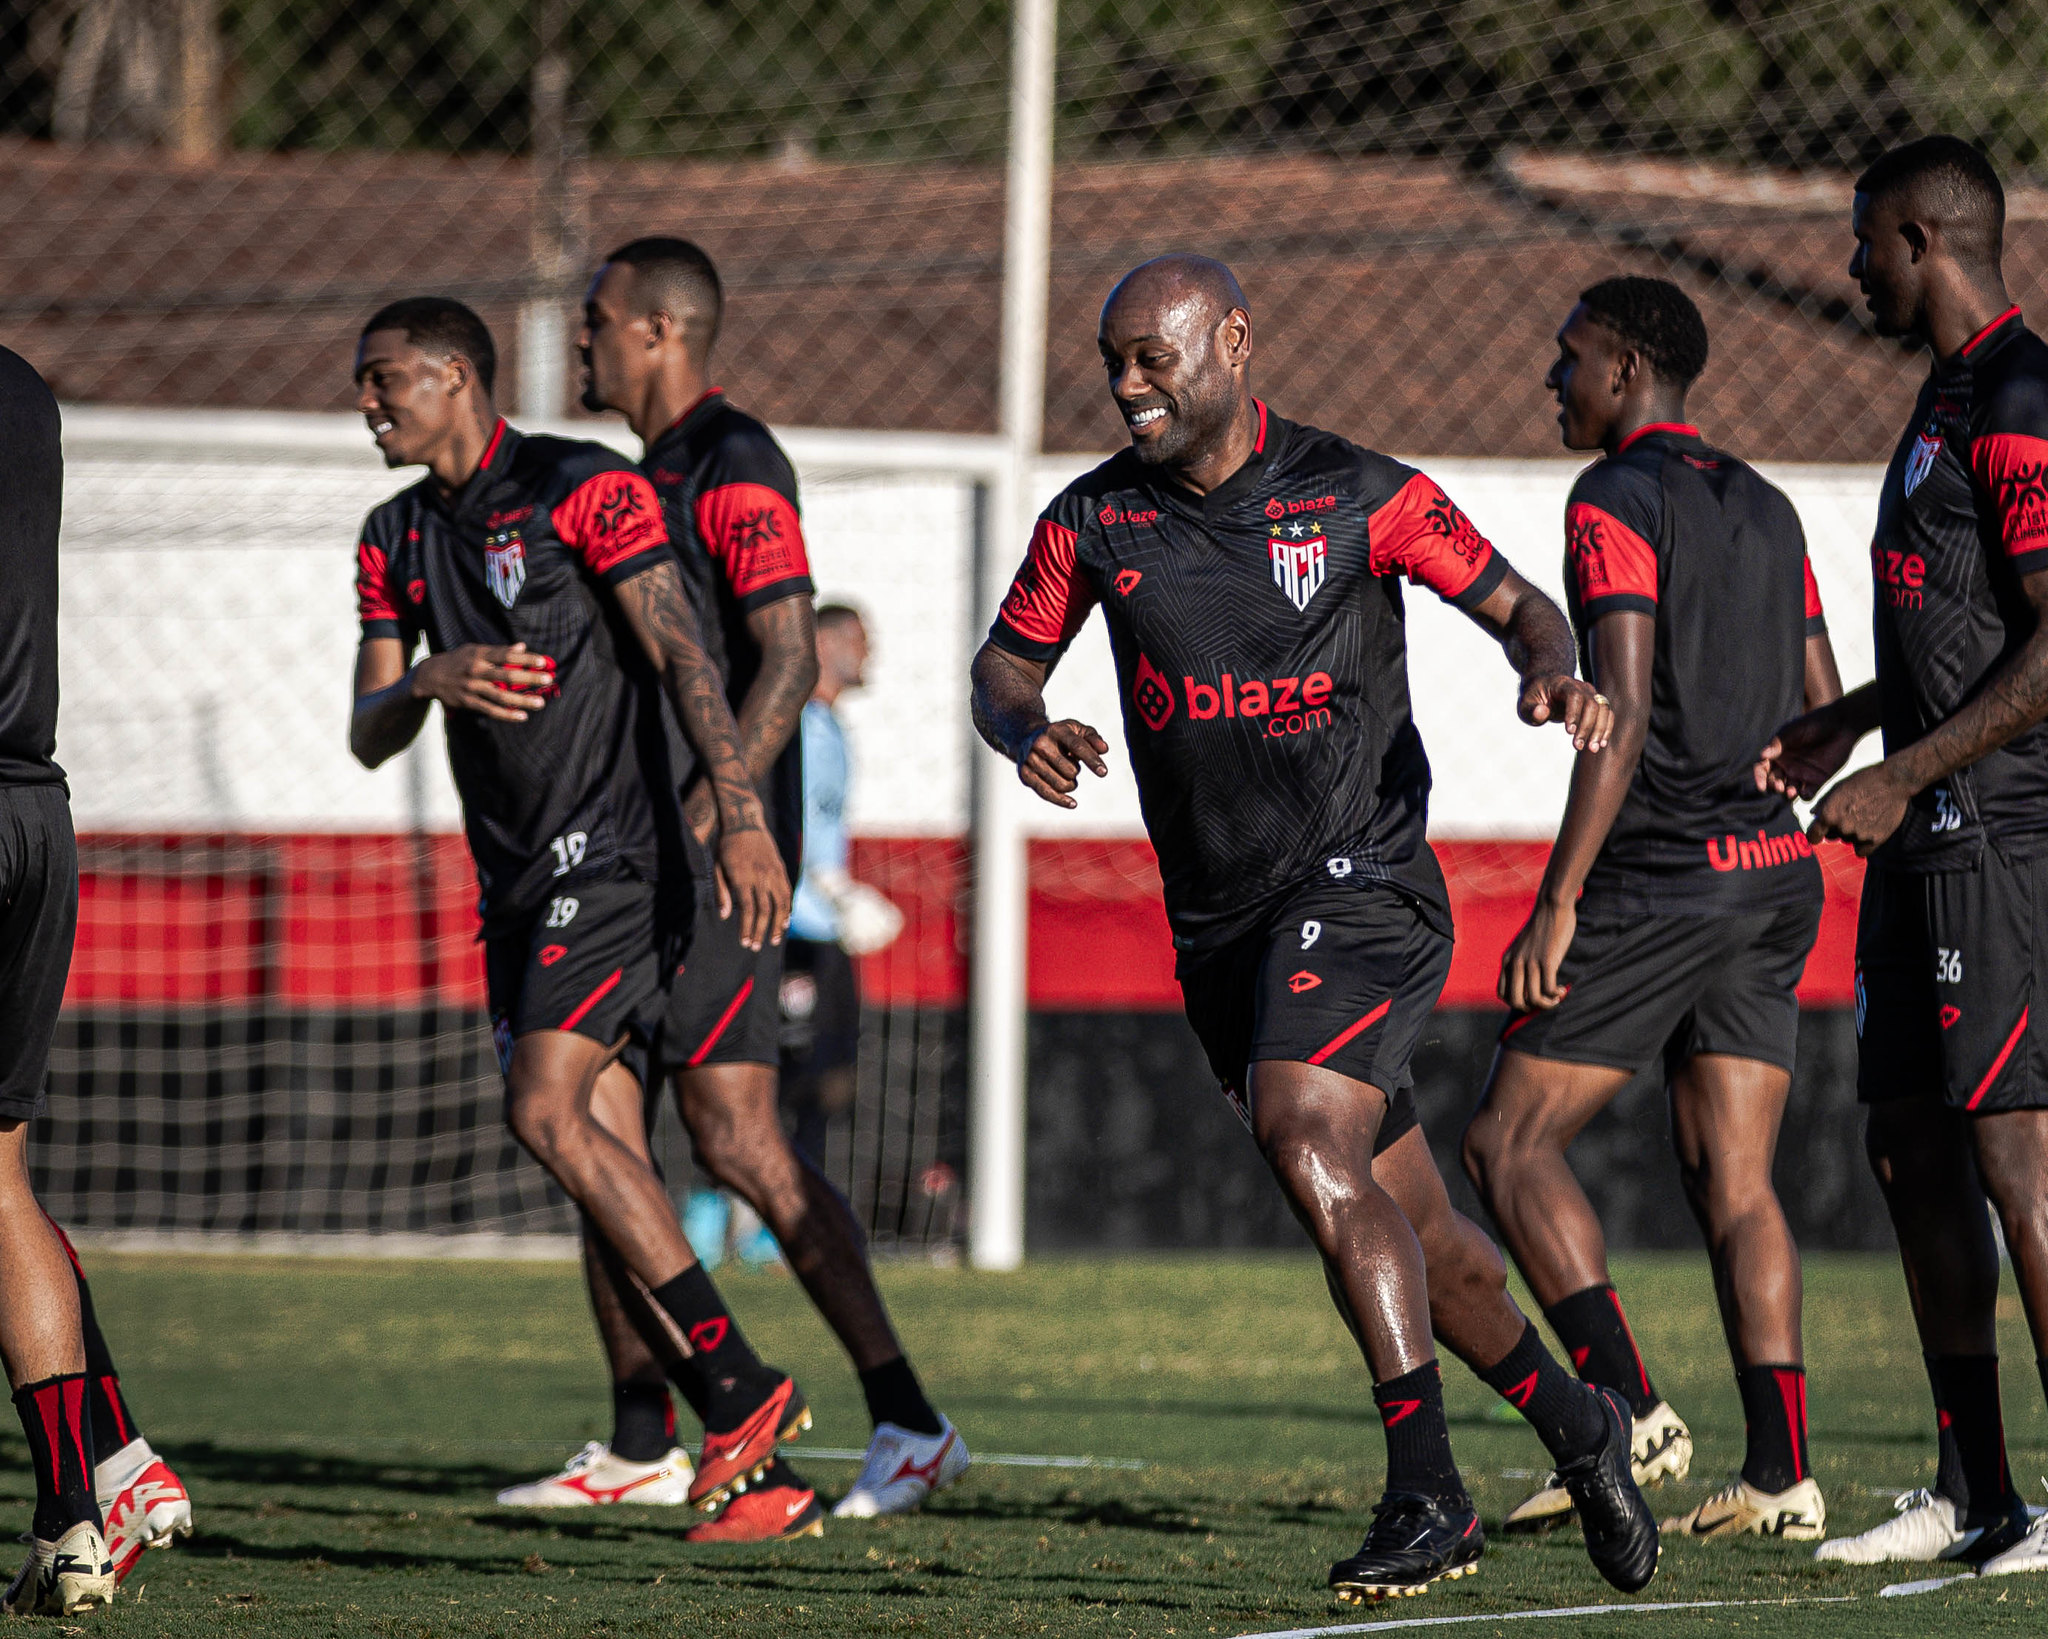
[144,1439,533,1500]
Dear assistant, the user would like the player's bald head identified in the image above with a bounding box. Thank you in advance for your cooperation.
[1101,255,1249,343]
[1856,136,2004,270]
[602,237,724,359]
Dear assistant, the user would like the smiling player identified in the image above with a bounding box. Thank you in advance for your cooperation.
[971,256,1658,1604]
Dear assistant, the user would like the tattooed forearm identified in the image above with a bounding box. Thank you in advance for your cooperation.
[615,561,769,836]
[678,595,817,840]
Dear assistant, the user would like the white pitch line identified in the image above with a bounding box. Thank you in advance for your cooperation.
[1235,1595,1857,1639]
[799,1447,1145,1470]
[1880,1576,1971,1597]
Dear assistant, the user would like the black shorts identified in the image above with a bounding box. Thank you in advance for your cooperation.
[0,786,75,1122]
[655,885,783,1073]
[483,872,666,1079]
[1174,881,1451,1155]
[1856,852,2048,1112]
[1500,897,1821,1075]
[779,939,860,1077]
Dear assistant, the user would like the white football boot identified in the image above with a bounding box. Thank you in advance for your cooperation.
[1977,1483,2048,1576]
[1815,1488,1974,1563]
[830,1417,969,1518]
[96,1436,193,1582]
[495,1441,695,1507]
[2,1518,115,1615]
[1663,1474,1826,1540]
[1504,1399,1693,1532]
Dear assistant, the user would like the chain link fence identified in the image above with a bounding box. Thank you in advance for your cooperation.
[6,0,2037,1249]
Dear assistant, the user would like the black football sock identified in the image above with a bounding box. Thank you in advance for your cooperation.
[74,1276,139,1468]
[1373,1361,1467,1503]
[610,1375,676,1463]
[1930,1354,2017,1524]
[1735,1364,1810,1494]
[859,1356,943,1437]
[44,1213,138,1467]
[1926,1353,1968,1508]
[1544,1284,1660,1419]
[1475,1319,1607,1466]
[13,1374,98,1540]
[649,1267,777,1428]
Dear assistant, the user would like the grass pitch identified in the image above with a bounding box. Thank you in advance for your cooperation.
[23,1250,2048,1636]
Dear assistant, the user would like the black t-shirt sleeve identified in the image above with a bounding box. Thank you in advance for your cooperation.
[1971,369,2048,577]
[1565,459,1663,621]
[356,510,407,641]
[990,489,1099,661]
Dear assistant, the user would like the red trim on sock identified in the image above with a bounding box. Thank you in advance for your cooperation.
[1966,1006,2029,1110]
[1380,1397,1422,1428]
[687,977,755,1067]
[39,1210,82,1278]
[558,967,624,1033]
[1774,1368,1806,1482]
[1608,1287,1651,1403]
[1504,1370,1539,1410]
[1307,998,1391,1066]
[99,1378,129,1445]
[33,1384,62,1485]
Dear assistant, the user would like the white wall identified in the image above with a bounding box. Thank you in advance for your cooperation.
[55,408,1880,839]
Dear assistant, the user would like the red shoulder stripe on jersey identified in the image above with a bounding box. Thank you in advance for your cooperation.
[1615,421,1700,455]
[552,469,669,576]
[479,418,508,470]
[998,518,1095,649]
[356,540,399,624]
[1567,501,1659,607]
[1366,472,1496,601]
[695,481,810,600]
[1971,432,2048,561]
[1961,306,2024,357]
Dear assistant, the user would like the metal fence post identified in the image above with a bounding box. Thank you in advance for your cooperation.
[969,0,1056,1272]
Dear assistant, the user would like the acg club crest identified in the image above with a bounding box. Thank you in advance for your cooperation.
[484,528,527,608]
[1269,522,1327,612]
[1904,430,1942,496]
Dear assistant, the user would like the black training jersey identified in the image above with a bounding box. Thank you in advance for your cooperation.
[1564,423,1825,913]
[644,389,815,880]
[356,420,681,930]
[1869,307,2048,871]
[0,349,64,789]
[991,404,1506,951]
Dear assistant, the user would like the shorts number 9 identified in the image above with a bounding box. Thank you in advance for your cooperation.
[1300,919,1322,950]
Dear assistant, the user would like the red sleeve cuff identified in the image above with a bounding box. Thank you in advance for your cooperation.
[695,483,812,600]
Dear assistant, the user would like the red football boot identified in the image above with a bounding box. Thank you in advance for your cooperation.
[685,1462,825,1542]
[688,1374,811,1510]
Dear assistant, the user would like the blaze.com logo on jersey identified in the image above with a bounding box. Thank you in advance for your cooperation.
[1132,654,1334,738]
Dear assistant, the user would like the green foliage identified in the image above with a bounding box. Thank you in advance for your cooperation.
[124,0,2048,175]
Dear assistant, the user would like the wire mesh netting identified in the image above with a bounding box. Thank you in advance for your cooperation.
[5,0,2035,1247]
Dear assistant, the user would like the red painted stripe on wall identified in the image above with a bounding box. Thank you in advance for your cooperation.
[64,833,1865,1012]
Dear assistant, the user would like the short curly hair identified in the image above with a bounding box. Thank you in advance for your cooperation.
[1578,276,1709,388]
